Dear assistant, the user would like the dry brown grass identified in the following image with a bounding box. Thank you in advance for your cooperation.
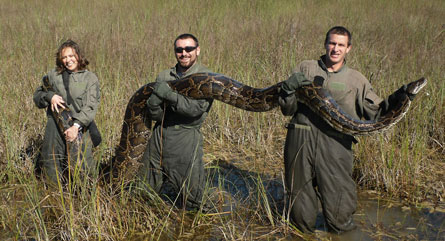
[0,0,444,239]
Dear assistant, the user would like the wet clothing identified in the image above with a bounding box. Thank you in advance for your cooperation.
[138,63,212,210]
[33,69,100,183]
[279,55,396,233]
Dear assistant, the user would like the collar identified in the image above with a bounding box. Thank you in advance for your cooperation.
[171,62,201,78]
[318,55,347,73]
[66,69,87,75]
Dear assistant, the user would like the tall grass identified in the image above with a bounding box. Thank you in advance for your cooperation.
[0,0,444,239]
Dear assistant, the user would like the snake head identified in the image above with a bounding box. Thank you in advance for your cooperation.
[60,109,74,130]
[406,77,427,95]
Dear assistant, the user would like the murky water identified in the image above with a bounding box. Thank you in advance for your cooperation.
[315,192,445,240]
[22,138,444,240]
[206,160,445,240]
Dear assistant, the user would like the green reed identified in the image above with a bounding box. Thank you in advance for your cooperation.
[0,0,443,239]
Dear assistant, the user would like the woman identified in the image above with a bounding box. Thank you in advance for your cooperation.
[33,40,100,183]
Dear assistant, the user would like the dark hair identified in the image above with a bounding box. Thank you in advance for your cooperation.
[55,39,89,73]
[173,33,199,48]
[324,26,352,46]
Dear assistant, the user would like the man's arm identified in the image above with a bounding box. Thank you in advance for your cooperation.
[172,96,211,117]
[152,81,210,117]
[278,72,311,116]
[364,83,416,121]
[360,77,416,121]
[147,93,165,122]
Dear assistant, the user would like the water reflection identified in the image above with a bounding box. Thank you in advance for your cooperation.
[207,159,445,240]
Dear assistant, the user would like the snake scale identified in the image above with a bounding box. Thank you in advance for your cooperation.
[45,73,427,179]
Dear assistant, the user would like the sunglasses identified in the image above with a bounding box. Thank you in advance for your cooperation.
[175,46,197,53]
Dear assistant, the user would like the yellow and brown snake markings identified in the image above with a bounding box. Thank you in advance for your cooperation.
[44,73,427,180]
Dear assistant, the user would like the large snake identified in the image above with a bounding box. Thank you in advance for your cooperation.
[44,73,427,179]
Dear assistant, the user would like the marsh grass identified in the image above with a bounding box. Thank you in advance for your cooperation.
[1,0,444,239]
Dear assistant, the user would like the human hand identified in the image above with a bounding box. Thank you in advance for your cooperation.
[281,72,311,94]
[51,94,66,113]
[153,81,173,99]
[64,125,79,142]
[147,92,163,107]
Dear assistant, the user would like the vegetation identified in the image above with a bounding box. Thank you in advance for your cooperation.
[0,0,443,239]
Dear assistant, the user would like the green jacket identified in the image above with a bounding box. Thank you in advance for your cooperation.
[280,56,384,121]
[147,63,212,127]
[139,62,212,210]
[33,68,100,128]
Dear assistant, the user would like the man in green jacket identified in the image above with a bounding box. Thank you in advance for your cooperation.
[34,40,100,183]
[138,33,212,211]
[279,26,415,233]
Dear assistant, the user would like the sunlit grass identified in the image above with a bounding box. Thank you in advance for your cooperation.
[0,0,443,239]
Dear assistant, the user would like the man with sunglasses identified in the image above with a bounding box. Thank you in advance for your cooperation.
[138,33,213,212]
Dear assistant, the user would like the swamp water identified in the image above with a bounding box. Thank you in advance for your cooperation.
[204,160,445,240]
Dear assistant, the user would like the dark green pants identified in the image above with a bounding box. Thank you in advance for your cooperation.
[284,121,357,233]
[138,123,207,210]
[40,117,96,183]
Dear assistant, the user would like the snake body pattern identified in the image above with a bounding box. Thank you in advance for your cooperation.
[42,76,85,157]
[44,73,427,179]
[113,73,427,179]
